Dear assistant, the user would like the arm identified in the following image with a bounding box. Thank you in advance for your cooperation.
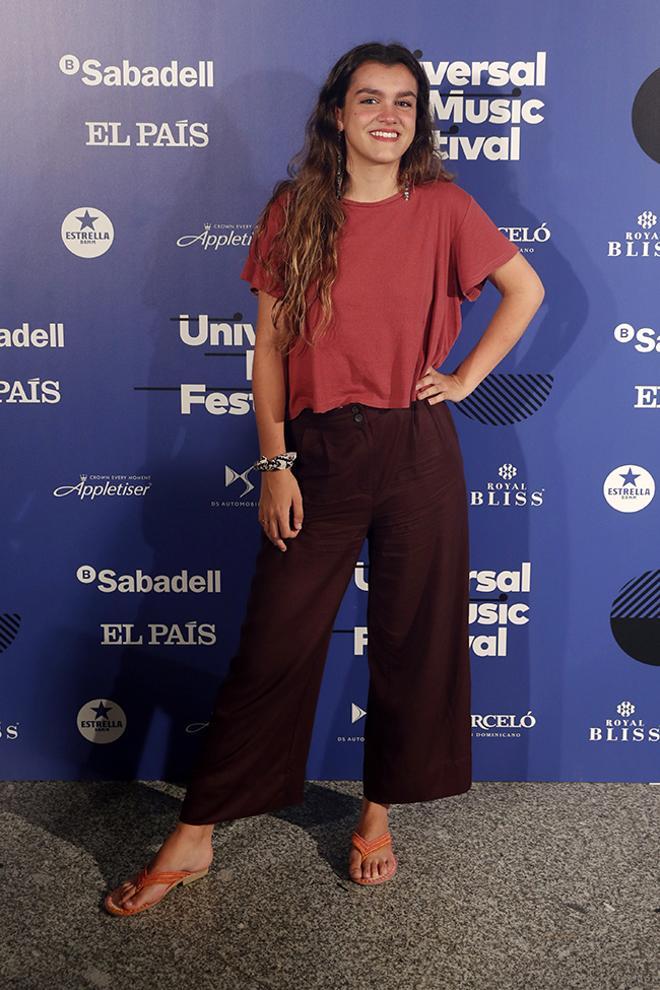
[252,288,288,458]
[252,289,304,551]
[450,252,545,394]
[416,252,545,402]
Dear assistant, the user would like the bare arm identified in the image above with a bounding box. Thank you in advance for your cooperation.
[252,289,288,457]
[450,253,545,394]
[252,289,304,551]
[417,252,546,402]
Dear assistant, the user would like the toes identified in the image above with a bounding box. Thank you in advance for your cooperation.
[117,884,136,905]
[349,848,393,881]
[362,855,390,879]
[349,853,362,880]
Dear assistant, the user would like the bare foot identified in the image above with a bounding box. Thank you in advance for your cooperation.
[349,797,394,882]
[106,822,214,912]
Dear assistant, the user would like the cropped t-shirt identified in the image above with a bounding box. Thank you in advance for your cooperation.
[240,178,519,421]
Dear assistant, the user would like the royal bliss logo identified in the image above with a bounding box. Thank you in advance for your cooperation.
[471,461,545,508]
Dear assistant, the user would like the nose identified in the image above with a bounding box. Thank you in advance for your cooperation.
[377,111,399,125]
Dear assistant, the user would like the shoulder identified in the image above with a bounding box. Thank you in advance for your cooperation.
[270,184,296,218]
[255,184,296,241]
[249,188,289,252]
[413,177,472,228]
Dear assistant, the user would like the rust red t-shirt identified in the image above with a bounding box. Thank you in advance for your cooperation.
[240,178,519,421]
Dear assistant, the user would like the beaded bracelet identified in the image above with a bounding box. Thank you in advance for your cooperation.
[253,451,298,472]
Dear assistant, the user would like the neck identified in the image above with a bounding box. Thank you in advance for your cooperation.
[342,159,400,203]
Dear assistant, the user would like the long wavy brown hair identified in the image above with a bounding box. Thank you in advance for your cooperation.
[250,41,456,355]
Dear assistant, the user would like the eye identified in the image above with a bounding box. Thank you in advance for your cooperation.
[359,97,414,108]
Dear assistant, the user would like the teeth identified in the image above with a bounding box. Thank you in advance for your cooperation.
[370,130,398,138]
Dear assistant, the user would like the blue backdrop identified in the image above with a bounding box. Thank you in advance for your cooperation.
[1,0,658,786]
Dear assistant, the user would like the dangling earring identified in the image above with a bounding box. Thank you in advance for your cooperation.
[402,173,411,201]
[336,130,344,199]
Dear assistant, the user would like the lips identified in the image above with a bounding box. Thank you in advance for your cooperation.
[369,130,399,142]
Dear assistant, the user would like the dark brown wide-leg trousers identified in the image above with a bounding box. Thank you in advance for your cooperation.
[178,397,472,825]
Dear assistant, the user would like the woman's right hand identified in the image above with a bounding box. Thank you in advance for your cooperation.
[258,470,304,551]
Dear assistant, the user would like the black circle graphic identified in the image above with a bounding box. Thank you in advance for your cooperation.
[631,67,660,164]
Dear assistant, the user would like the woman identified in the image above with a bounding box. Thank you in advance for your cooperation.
[104,40,544,916]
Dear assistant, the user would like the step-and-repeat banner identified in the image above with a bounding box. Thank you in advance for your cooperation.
[2,1,658,786]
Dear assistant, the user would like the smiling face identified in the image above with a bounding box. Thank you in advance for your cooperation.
[335,60,418,172]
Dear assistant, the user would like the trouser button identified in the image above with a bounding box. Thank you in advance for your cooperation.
[353,412,363,422]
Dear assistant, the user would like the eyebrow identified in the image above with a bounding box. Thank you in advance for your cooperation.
[354,87,418,100]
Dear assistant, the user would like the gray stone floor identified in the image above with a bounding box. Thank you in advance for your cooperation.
[0,780,657,990]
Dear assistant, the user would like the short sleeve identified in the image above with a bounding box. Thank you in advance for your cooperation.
[452,195,519,302]
[240,194,287,299]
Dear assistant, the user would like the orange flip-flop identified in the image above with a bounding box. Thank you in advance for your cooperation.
[103,864,210,916]
[349,829,398,885]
